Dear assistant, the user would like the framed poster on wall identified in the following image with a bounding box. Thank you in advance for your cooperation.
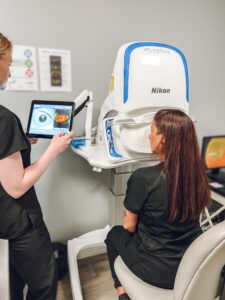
[39,48,72,92]
[6,45,38,91]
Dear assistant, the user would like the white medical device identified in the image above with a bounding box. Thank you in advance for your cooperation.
[68,42,190,300]
[71,42,189,171]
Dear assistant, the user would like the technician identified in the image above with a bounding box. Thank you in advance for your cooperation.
[0,32,73,300]
[105,109,211,300]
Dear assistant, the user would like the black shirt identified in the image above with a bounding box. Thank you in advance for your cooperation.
[0,105,42,239]
[124,163,202,288]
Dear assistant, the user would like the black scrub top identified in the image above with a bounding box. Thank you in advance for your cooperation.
[0,105,42,240]
[124,163,202,289]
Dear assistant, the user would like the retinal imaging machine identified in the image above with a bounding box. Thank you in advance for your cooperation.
[68,42,190,299]
[71,41,189,171]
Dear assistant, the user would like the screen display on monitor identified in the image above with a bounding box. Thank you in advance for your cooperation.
[201,136,225,170]
[27,100,74,139]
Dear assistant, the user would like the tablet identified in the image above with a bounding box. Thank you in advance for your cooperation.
[27,100,75,139]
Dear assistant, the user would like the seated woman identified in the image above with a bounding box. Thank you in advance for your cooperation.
[105,109,210,300]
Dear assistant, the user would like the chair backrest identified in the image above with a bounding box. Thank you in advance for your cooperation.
[174,220,225,300]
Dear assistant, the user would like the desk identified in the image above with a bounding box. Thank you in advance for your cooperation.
[0,239,10,300]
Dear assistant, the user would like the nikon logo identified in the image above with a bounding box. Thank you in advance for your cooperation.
[151,88,170,93]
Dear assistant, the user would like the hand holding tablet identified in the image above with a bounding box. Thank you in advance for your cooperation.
[48,131,74,155]
[27,100,75,139]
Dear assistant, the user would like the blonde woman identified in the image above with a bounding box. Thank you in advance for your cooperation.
[0,32,73,300]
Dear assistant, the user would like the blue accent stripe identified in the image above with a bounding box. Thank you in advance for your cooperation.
[105,119,122,158]
[123,42,189,103]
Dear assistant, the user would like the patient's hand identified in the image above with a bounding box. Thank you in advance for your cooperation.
[123,208,138,233]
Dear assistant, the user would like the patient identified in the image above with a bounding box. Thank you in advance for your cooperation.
[105,109,210,300]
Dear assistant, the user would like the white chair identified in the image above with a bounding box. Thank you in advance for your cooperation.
[200,206,215,229]
[0,239,10,300]
[114,220,225,300]
[200,198,225,230]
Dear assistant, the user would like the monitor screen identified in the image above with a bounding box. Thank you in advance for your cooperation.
[201,136,225,170]
[27,100,74,139]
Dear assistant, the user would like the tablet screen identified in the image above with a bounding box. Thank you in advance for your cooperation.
[27,100,74,138]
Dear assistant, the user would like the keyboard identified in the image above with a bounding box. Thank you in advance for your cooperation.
[210,186,225,197]
[208,175,225,197]
[208,172,225,184]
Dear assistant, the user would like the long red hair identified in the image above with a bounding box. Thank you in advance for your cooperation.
[154,109,210,222]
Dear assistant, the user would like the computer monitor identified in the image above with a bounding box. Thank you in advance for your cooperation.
[201,135,225,183]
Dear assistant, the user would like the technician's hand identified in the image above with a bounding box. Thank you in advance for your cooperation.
[24,128,39,145]
[49,131,74,155]
[29,137,39,145]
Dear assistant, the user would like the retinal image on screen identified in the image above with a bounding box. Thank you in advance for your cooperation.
[202,136,225,183]
[29,104,72,136]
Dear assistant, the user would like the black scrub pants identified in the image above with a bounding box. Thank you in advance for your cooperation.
[105,225,149,289]
[9,219,57,300]
[105,226,179,290]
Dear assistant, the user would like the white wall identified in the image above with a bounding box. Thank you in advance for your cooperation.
[0,0,225,241]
